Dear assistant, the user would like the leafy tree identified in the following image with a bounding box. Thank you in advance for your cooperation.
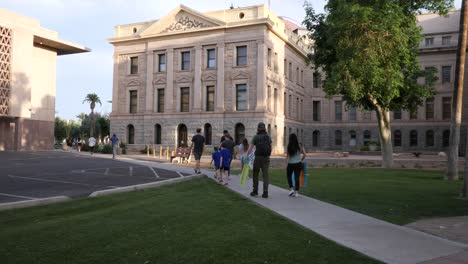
[95,114,110,140]
[54,117,67,142]
[82,93,102,137]
[303,0,453,168]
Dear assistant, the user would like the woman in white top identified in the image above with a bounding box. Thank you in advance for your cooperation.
[286,133,306,197]
[238,138,249,169]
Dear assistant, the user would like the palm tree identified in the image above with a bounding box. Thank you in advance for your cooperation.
[83,93,102,137]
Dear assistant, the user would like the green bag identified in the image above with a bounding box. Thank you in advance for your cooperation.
[240,164,249,185]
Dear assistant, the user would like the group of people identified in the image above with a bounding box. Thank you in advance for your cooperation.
[191,122,306,199]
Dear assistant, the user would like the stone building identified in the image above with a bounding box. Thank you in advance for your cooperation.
[108,4,460,153]
[0,9,89,151]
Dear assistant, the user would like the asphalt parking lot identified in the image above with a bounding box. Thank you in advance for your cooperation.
[0,151,188,204]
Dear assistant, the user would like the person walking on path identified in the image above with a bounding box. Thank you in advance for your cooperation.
[211,146,222,180]
[220,130,235,176]
[110,134,119,159]
[286,133,306,197]
[88,136,96,155]
[219,145,232,185]
[238,138,249,170]
[190,128,205,174]
[77,137,83,152]
[247,122,272,198]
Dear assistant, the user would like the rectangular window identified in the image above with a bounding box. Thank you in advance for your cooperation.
[206,86,215,111]
[129,90,137,113]
[236,84,247,111]
[157,89,164,113]
[442,66,451,84]
[300,70,304,85]
[180,87,190,112]
[274,88,278,113]
[349,107,357,121]
[363,111,371,120]
[288,62,292,79]
[267,85,271,112]
[181,51,190,71]
[267,48,272,68]
[442,36,451,45]
[236,46,247,66]
[335,101,342,121]
[207,49,216,68]
[425,66,435,84]
[283,59,287,76]
[158,54,166,72]
[313,72,320,88]
[313,101,321,121]
[443,97,451,120]
[394,109,402,120]
[296,67,299,83]
[426,98,434,119]
[284,92,287,116]
[425,37,434,46]
[130,56,138,74]
[274,52,278,72]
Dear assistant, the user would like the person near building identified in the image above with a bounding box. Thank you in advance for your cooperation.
[286,133,306,197]
[247,122,272,198]
[238,137,249,170]
[219,145,232,185]
[190,128,205,174]
[220,130,235,176]
[110,134,119,159]
[211,146,222,180]
[88,136,96,155]
[77,137,83,152]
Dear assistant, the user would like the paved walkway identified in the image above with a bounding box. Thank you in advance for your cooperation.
[88,153,468,264]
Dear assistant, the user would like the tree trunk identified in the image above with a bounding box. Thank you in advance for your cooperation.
[375,108,394,168]
[464,131,468,197]
[447,0,468,181]
[90,110,95,137]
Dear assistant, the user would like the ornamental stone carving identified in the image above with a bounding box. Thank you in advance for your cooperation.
[162,16,211,33]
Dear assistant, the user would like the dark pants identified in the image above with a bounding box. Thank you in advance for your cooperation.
[252,156,270,194]
[287,162,302,191]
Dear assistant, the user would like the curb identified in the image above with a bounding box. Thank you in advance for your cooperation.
[89,174,206,197]
[0,196,71,211]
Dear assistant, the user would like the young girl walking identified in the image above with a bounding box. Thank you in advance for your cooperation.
[286,133,306,197]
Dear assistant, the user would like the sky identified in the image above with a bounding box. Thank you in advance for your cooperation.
[2,0,462,121]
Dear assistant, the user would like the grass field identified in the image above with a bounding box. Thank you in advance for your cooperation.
[0,178,379,264]
[264,168,468,225]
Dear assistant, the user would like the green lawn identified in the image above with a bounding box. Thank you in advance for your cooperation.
[0,178,379,264]
[265,168,468,225]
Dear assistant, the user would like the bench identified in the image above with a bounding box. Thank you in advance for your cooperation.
[171,147,192,164]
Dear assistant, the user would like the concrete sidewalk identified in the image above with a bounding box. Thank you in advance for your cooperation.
[89,153,468,264]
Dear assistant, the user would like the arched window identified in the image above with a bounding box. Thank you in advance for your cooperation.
[443,130,450,147]
[394,130,402,147]
[127,124,135,144]
[204,123,212,145]
[335,130,342,146]
[410,130,418,147]
[312,130,320,147]
[177,124,188,147]
[363,130,371,145]
[235,123,245,145]
[426,130,434,147]
[154,124,162,144]
[349,130,356,146]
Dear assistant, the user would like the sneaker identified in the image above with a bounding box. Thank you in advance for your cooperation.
[250,191,258,197]
[294,191,299,198]
[288,190,295,197]
[262,192,268,198]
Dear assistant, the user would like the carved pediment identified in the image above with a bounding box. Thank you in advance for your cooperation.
[232,72,249,80]
[126,79,141,86]
[176,75,193,83]
[140,5,225,37]
[153,77,166,85]
[161,14,212,33]
[202,73,216,82]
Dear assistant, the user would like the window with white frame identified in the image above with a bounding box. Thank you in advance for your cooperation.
[181,51,190,71]
[236,46,247,66]
[207,49,216,68]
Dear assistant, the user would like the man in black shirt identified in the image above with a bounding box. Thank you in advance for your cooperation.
[191,128,205,174]
[220,130,235,176]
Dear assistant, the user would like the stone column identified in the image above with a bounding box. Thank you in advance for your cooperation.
[145,51,154,112]
[256,40,266,111]
[193,46,202,112]
[216,43,225,111]
[111,54,119,113]
[165,49,174,113]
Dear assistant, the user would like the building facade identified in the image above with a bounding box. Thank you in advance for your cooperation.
[0,9,89,151]
[109,5,460,153]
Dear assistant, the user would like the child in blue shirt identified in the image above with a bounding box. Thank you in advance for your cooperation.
[220,146,232,185]
[211,147,221,181]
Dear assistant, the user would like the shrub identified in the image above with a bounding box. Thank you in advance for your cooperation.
[100,144,113,154]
